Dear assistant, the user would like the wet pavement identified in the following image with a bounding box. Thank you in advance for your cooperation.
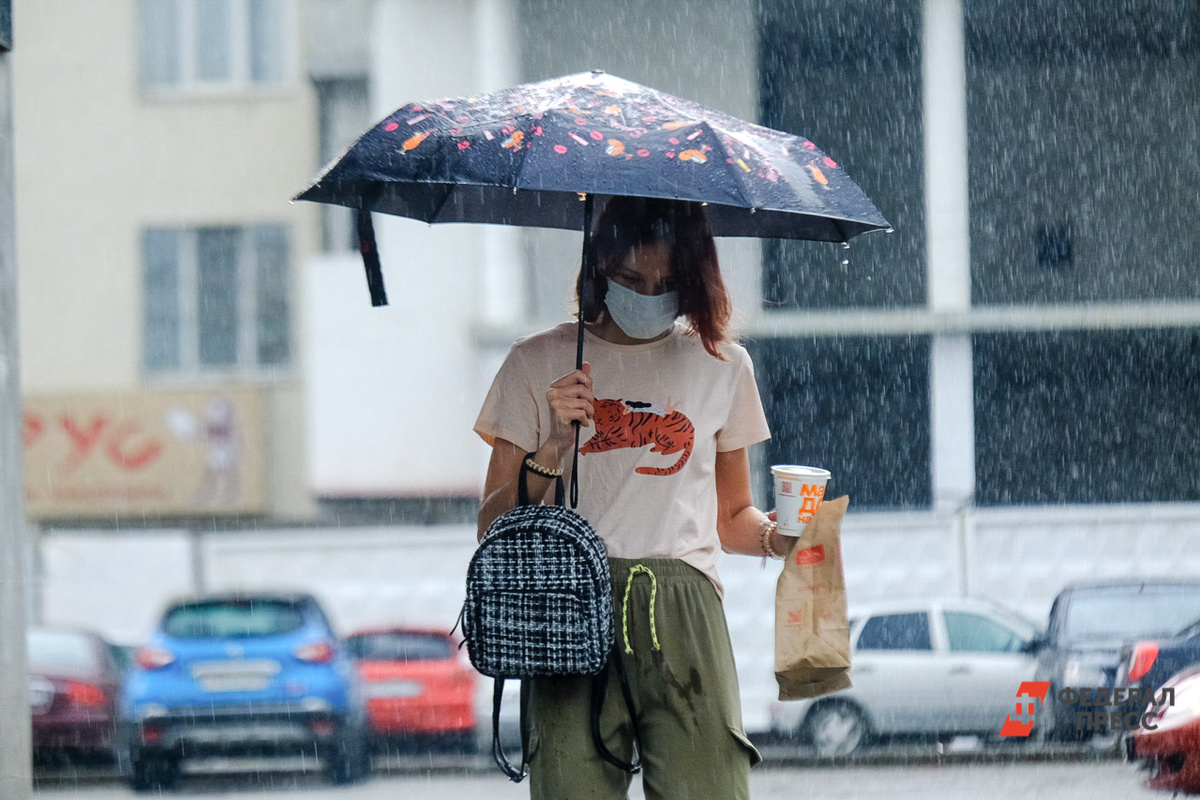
[31,748,1162,799]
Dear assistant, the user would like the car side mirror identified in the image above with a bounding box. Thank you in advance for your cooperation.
[1021,633,1046,654]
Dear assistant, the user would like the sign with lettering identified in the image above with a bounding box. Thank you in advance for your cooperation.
[23,388,266,517]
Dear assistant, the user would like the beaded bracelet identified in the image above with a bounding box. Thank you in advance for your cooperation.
[523,454,564,478]
[760,517,784,560]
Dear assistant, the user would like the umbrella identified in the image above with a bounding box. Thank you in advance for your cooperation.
[294,69,889,505]
[295,69,889,306]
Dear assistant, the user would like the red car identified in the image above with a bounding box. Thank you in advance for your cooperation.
[1127,666,1200,794]
[28,627,126,765]
[345,627,477,751]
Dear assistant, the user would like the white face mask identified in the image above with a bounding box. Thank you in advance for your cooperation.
[604,279,680,340]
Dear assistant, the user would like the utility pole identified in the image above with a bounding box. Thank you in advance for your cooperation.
[0,0,32,796]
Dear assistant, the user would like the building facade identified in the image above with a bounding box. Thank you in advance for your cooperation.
[14,0,1200,734]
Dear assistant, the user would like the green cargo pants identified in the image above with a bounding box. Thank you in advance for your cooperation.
[527,558,760,800]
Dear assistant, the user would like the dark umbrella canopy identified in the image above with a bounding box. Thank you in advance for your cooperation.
[295,70,889,509]
[296,70,889,244]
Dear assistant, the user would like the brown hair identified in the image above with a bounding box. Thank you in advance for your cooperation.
[578,196,732,359]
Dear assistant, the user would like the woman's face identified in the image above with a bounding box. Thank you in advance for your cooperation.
[610,242,676,297]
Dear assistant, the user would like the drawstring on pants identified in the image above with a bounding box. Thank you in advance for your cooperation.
[621,564,661,654]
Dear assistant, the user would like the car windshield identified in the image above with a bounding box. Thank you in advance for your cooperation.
[346,631,454,661]
[27,630,97,674]
[162,599,305,639]
[1063,587,1200,643]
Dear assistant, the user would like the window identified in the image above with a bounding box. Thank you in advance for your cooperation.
[345,632,455,662]
[143,224,291,375]
[1062,587,1200,645]
[974,329,1200,505]
[749,335,932,510]
[314,77,370,252]
[965,0,1200,304]
[162,599,304,638]
[139,0,289,92]
[759,0,925,310]
[944,612,1026,653]
[856,612,933,651]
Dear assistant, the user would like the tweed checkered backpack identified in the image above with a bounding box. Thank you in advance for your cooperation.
[463,459,640,781]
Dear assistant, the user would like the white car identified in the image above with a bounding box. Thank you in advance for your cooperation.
[768,597,1041,756]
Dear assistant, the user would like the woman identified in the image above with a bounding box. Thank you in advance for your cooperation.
[474,196,788,799]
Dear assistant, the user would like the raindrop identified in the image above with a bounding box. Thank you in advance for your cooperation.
[841,242,851,250]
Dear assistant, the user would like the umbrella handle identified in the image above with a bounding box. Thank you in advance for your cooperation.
[570,194,595,509]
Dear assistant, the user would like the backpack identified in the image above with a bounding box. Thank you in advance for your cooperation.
[462,461,640,781]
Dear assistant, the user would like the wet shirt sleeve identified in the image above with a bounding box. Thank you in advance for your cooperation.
[715,347,771,452]
[474,342,542,453]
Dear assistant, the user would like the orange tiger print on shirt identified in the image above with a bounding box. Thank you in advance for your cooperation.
[579,398,695,476]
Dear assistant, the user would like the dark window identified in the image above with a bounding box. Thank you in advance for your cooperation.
[974,329,1200,505]
[749,335,931,509]
[856,612,933,651]
[162,599,305,638]
[965,0,1200,304]
[27,631,99,673]
[945,612,1025,652]
[345,632,454,662]
[314,78,371,252]
[1062,587,1200,644]
[758,0,924,310]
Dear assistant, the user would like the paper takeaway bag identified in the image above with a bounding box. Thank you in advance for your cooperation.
[775,494,852,701]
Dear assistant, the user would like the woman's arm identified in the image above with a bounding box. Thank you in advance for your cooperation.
[477,437,564,539]
[477,363,596,540]
[715,448,789,558]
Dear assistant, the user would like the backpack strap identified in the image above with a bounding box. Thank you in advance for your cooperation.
[589,654,643,774]
[492,677,532,782]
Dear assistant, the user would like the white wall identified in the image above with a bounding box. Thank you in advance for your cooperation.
[306,0,522,497]
[40,504,1200,732]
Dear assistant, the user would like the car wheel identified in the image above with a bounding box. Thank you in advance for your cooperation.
[803,701,869,757]
[128,753,180,793]
[326,728,371,785]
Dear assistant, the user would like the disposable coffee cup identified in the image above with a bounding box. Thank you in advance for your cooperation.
[771,465,831,536]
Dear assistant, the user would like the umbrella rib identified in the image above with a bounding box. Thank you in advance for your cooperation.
[650,92,758,209]
[697,123,757,211]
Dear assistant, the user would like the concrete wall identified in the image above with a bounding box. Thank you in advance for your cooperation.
[38,503,1200,733]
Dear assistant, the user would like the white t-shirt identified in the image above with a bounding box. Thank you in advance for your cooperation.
[474,322,770,595]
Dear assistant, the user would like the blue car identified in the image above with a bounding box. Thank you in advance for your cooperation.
[121,592,369,792]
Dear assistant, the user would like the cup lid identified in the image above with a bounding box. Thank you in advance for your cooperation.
[770,464,831,479]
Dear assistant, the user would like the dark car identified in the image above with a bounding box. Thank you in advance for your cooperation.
[1033,580,1200,742]
[120,592,369,792]
[28,627,126,766]
[1116,615,1200,705]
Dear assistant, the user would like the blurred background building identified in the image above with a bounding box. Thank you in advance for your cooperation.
[12,0,1200,732]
